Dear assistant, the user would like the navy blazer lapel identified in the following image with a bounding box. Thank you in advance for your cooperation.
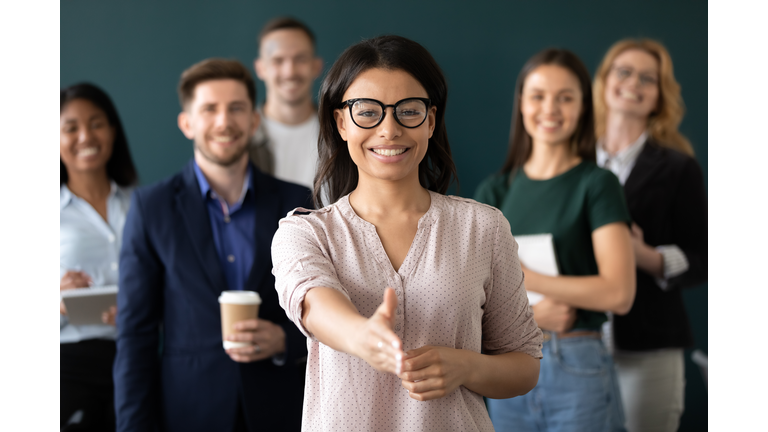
[246,169,280,293]
[175,161,229,292]
[624,139,664,198]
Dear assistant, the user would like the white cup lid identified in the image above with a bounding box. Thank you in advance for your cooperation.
[218,290,262,305]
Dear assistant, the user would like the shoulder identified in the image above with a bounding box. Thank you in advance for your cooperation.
[130,171,186,208]
[645,140,705,182]
[437,193,508,229]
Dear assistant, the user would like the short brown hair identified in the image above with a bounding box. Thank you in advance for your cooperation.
[258,17,316,52]
[177,58,256,109]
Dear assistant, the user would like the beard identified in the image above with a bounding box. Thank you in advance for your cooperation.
[194,135,250,167]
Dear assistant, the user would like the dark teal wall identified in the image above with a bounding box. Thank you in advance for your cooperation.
[61,1,707,429]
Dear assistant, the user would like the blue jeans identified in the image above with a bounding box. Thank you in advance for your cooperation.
[488,333,626,432]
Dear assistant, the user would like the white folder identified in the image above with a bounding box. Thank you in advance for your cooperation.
[513,234,559,305]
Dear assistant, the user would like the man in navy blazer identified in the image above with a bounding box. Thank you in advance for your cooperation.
[114,58,311,432]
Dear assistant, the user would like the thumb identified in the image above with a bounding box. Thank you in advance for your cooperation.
[375,287,398,323]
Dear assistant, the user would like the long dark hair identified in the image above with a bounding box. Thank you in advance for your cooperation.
[60,83,138,186]
[501,49,596,174]
[314,35,458,207]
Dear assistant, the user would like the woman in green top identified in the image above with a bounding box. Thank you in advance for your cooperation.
[475,49,636,432]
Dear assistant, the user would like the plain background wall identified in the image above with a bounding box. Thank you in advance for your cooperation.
[61,1,708,430]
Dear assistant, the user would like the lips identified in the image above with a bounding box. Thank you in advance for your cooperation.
[618,89,641,102]
[77,147,99,158]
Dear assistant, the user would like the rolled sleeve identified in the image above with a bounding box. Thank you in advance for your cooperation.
[482,211,543,359]
[654,244,690,291]
[271,212,350,339]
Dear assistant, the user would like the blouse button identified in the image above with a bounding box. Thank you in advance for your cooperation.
[108,235,116,243]
[395,290,401,296]
[111,262,118,270]
[395,324,401,331]
[396,308,401,315]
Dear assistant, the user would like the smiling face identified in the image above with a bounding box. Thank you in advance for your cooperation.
[604,49,660,119]
[520,64,583,148]
[334,68,436,185]
[178,79,259,167]
[255,29,322,107]
[60,98,115,177]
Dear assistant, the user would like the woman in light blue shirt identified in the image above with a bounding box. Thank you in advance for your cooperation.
[60,83,137,432]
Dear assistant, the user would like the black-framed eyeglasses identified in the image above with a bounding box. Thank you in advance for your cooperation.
[339,97,431,129]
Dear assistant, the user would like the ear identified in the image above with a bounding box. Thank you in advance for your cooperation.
[334,108,348,142]
[312,57,323,79]
[254,58,265,81]
[177,111,195,140]
[427,106,437,139]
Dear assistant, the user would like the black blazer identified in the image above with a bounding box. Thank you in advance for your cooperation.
[114,161,312,432]
[613,139,708,351]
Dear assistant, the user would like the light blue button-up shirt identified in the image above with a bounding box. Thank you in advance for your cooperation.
[60,181,132,344]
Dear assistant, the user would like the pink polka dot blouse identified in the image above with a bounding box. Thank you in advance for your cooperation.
[272,191,543,431]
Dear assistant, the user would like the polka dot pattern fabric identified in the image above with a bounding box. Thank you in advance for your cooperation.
[272,191,543,431]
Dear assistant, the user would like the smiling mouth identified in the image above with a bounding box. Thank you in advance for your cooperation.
[619,90,641,101]
[371,148,408,156]
[77,147,99,157]
[211,135,239,143]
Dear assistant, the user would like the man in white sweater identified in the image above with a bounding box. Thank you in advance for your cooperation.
[250,17,323,190]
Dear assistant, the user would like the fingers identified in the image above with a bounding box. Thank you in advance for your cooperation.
[60,271,93,290]
[226,345,269,363]
[232,319,261,331]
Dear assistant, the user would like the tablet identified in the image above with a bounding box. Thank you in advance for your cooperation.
[61,285,119,326]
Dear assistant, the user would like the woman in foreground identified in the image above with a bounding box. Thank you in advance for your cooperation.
[474,49,635,431]
[272,35,542,431]
[60,83,138,431]
[593,39,708,432]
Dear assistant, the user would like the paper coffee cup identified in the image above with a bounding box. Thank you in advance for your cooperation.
[218,290,262,349]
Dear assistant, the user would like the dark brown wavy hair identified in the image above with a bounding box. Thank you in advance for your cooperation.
[313,35,458,207]
[501,48,596,174]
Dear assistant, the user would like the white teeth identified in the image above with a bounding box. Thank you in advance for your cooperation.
[372,148,406,156]
[541,121,559,128]
[619,90,640,101]
[78,147,98,157]
[212,136,234,143]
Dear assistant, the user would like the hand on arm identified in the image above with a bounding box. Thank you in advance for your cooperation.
[60,270,92,315]
[302,286,404,374]
[398,347,539,401]
[225,318,286,363]
[629,223,664,278]
[521,222,636,315]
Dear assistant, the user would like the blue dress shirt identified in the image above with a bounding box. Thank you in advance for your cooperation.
[193,162,256,292]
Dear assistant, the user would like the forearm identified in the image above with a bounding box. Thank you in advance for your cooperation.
[302,287,367,356]
[464,351,540,399]
[526,271,633,314]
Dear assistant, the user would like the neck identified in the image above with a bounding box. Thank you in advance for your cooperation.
[349,173,431,219]
[523,140,581,180]
[263,95,315,125]
[603,111,648,155]
[66,169,111,203]
[194,151,249,204]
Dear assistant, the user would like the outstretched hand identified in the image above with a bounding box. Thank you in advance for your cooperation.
[352,287,404,374]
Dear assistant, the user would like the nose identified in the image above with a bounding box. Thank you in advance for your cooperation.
[543,96,558,114]
[78,126,93,144]
[376,107,402,141]
[215,109,231,129]
[283,59,297,77]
